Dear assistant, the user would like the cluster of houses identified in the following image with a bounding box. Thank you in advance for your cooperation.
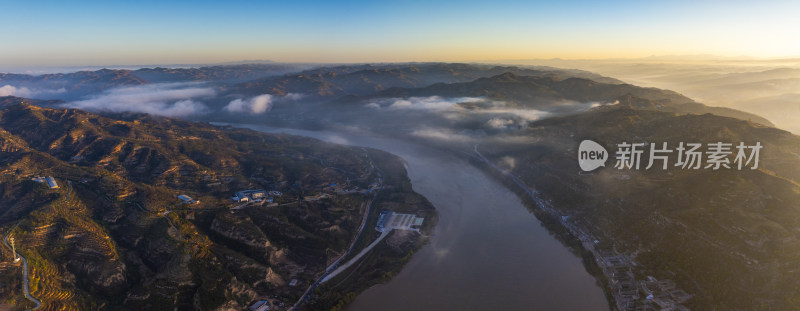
[596,252,690,310]
[248,297,286,311]
[232,189,282,203]
[248,300,270,311]
[173,189,285,208]
[176,179,379,209]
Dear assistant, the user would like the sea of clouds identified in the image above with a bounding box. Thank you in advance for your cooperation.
[1,84,67,98]
[64,83,215,117]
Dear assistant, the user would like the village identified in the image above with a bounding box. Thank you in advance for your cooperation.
[175,177,383,212]
[172,152,387,311]
[548,199,692,311]
[172,148,385,214]
[475,145,692,311]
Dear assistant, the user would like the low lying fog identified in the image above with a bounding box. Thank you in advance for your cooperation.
[361,95,616,142]
[510,57,800,134]
[63,83,216,117]
[50,82,305,118]
[6,59,799,137]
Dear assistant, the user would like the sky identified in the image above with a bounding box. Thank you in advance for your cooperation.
[2,0,800,67]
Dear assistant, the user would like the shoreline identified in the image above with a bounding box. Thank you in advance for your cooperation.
[467,144,618,311]
[240,124,603,310]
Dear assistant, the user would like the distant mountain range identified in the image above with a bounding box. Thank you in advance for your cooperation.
[361,72,772,126]
[234,63,624,97]
[1,62,775,128]
[0,64,305,100]
[2,62,798,310]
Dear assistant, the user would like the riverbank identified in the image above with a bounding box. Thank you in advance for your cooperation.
[466,145,617,310]
[241,125,609,311]
[296,148,438,311]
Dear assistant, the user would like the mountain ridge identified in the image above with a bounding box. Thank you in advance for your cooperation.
[0,100,435,310]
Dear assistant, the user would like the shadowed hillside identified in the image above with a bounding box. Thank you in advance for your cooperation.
[0,101,434,310]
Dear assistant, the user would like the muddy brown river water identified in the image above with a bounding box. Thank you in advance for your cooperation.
[243,125,609,311]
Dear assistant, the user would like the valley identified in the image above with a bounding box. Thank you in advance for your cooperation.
[3,62,800,310]
[0,102,435,310]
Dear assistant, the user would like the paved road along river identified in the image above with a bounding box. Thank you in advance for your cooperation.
[243,125,609,311]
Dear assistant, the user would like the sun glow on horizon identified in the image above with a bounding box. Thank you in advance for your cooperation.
[1,0,799,67]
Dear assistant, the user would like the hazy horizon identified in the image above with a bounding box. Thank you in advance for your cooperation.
[4,56,800,135]
[3,54,800,74]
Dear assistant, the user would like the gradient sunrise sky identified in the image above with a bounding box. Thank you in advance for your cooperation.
[1,0,799,67]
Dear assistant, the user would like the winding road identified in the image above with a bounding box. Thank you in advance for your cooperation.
[321,229,390,283]
[245,124,609,311]
[0,180,69,310]
[3,222,42,311]
[289,161,383,310]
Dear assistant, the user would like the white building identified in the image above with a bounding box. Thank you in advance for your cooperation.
[234,189,268,202]
[45,176,59,189]
[177,195,198,205]
[248,300,270,311]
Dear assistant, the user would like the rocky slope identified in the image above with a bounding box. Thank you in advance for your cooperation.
[0,101,434,310]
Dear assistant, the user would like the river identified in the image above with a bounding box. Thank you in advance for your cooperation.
[240,125,609,311]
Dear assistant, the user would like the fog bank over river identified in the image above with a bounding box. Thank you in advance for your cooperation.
[239,125,608,311]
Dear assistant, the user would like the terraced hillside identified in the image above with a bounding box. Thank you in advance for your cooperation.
[0,101,435,310]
